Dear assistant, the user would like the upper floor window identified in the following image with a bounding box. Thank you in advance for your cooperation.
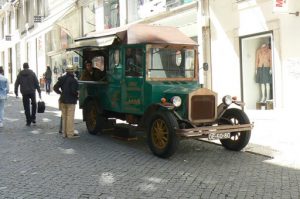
[1,19,4,39]
[104,0,119,29]
[127,0,196,23]
[83,1,96,35]
[26,0,29,23]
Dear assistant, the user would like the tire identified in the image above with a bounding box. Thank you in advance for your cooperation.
[147,110,179,158]
[85,100,105,135]
[219,108,251,151]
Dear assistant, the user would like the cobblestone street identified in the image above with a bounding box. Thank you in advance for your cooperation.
[0,94,300,199]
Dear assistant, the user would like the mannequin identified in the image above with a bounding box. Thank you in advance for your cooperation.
[255,44,272,103]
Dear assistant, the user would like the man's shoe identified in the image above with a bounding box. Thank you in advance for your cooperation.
[26,122,31,126]
[32,120,36,125]
[68,134,80,138]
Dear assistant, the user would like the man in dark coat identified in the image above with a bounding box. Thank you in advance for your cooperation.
[53,65,79,138]
[15,63,41,126]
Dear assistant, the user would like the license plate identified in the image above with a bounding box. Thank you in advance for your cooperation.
[208,132,231,140]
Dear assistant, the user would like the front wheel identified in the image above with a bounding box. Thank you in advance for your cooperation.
[147,110,179,158]
[219,108,251,151]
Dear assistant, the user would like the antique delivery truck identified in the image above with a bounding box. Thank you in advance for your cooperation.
[67,24,253,158]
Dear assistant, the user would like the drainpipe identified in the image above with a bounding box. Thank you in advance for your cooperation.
[200,0,212,89]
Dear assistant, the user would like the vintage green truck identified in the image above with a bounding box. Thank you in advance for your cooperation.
[67,24,253,158]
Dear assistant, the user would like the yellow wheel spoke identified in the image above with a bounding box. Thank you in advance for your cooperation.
[151,118,169,150]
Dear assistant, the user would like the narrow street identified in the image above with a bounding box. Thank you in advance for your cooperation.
[0,93,299,199]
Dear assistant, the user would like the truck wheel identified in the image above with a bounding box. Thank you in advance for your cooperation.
[147,110,179,158]
[219,108,251,151]
[85,100,104,135]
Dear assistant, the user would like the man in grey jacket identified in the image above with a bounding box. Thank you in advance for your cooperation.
[15,63,41,126]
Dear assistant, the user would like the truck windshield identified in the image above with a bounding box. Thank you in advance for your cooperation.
[148,47,195,79]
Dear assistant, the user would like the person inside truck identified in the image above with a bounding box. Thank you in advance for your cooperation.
[80,60,105,81]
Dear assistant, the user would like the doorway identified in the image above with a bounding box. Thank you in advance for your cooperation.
[240,31,274,110]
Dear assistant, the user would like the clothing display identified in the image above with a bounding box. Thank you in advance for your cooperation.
[256,66,272,84]
[255,44,273,103]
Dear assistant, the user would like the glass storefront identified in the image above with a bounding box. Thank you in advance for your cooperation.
[240,32,274,110]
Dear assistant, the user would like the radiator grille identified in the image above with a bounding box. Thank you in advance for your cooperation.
[190,95,215,121]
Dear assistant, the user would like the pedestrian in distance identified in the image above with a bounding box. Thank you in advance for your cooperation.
[53,65,79,138]
[14,63,41,126]
[0,66,9,128]
[44,66,52,94]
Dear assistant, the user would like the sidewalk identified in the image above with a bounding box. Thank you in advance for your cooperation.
[246,109,300,168]
[8,88,300,168]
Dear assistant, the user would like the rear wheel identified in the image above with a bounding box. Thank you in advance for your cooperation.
[219,108,251,151]
[85,100,105,135]
[147,110,179,158]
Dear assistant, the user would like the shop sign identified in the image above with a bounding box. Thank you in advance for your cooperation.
[273,0,288,13]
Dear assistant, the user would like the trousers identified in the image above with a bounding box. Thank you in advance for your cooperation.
[61,103,76,137]
[0,99,5,123]
[22,93,37,124]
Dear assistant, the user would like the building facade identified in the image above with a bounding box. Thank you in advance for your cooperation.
[0,0,299,112]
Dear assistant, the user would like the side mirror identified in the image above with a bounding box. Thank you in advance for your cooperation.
[203,63,209,71]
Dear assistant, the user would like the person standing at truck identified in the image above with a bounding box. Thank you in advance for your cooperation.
[53,65,79,138]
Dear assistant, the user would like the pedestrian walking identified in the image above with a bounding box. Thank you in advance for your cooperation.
[14,63,41,126]
[0,66,9,128]
[44,66,52,94]
[53,65,79,138]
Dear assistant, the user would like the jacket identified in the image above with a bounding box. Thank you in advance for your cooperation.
[80,68,105,81]
[53,73,78,104]
[44,68,52,80]
[0,74,9,100]
[14,69,41,96]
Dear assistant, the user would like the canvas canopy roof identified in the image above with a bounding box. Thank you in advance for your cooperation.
[67,24,197,51]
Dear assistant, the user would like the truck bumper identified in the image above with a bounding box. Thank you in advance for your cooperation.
[176,123,254,139]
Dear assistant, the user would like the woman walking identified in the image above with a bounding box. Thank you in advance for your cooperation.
[44,66,52,94]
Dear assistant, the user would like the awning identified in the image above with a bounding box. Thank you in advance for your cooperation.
[70,24,197,47]
[67,35,117,51]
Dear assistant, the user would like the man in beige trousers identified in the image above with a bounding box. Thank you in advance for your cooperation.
[53,65,79,138]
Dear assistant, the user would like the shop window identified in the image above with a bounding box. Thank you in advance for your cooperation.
[104,0,119,29]
[240,32,274,110]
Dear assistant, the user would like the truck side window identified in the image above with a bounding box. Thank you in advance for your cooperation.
[108,49,122,82]
[80,56,106,81]
[125,48,142,77]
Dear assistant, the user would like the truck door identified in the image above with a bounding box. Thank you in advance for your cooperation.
[122,46,144,114]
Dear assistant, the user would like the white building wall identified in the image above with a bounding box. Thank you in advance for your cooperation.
[209,0,300,110]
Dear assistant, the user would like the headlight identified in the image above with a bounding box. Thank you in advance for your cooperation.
[171,96,182,107]
[222,95,232,106]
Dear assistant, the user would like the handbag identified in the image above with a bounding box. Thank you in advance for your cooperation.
[37,100,45,113]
